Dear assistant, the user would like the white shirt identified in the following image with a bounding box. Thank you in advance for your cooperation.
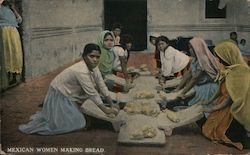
[113,46,128,71]
[160,46,190,76]
[51,61,110,105]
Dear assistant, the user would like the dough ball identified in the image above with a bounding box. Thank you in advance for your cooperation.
[134,91,155,99]
[130,125,157,140]
[164,109,180,123]
[130,129,144,140]
[139,64,147,69]
[159,91,167,100]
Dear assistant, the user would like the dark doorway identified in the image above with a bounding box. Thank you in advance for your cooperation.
[104,0,147,51]
[205,0,226,19]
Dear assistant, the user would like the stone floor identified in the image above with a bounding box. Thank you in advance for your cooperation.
[1,52,250,155]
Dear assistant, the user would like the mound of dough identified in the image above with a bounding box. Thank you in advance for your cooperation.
[124,102,159,117]
[159,91,167,100]
[127,66,136,72]
[130,125,157,140]
[163,109,180,123]
[124,103,142,114]
[139,64,147,68]
[134,91,155,99]
[139,64,148,71]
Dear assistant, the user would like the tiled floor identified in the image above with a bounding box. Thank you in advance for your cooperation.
[1,52,249,155]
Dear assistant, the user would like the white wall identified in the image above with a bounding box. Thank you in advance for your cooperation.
[147,0,250,51]
[22,0,250,80]
[22,0,104,80]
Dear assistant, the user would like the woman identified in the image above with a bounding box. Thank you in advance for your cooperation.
[19,43,118,135]
[149,35,161,76]
[155,36,190,85]
[111,22,122,45]
[112,34,138,82]
[112,34,131,74]
[202,41,250,149]
[175,37,219,106]
[98,30,133,92]
[0,0,23,91]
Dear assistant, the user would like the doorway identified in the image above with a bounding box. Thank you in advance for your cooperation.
[104,0,147,51]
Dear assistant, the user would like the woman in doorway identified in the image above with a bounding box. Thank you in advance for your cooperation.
[175,37,219,106]
[156,35,191,85]
[19,43,118,135]
[111,22,122,45]
[98,30,133,92]
[202,41,250,150]
[0,0,23,91]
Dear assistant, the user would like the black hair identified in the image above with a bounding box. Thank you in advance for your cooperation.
[82,43,101,58]
[149,36,157,45]
[2,0,11,6]
[240,39,246,44]
[112,22,122,30]
[104,32,113,39]
[230,31,237,37]
[120,34,133,46]
[214,52,230,66]
[155,36,170,46]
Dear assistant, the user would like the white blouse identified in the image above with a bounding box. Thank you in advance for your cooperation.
[160,46,190,76]
[113,46,128,71]
[50,61,110,105]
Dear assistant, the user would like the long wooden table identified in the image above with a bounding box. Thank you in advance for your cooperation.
[81,75,203,146]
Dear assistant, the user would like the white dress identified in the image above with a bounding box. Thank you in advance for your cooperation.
[113,46,128,71]
[19,61,110,135]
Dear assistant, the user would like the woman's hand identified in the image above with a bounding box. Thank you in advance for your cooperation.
[97,104,118,116]
[124,82,134,92]
[198,100,209,105]
[172,88,179,92]
[201,105,213,113]
[103,106,119,116]
[112,104,120,111]
[176,91,186,100]
[159,76,165,86]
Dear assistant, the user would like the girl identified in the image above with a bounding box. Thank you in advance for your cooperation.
[155,36,190,85]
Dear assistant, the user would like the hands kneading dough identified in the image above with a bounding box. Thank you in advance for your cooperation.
[163,109,180,123]
[134,91,155,99]
[107,107,119,118]
[130,125,157,140]
[124,102,160,117]
[159,91,181,101]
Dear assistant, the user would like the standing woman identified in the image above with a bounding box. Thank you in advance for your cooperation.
[0,0,23,91]
[202,42,250,149]
[175,37,219,106]
[19,43,118,135]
